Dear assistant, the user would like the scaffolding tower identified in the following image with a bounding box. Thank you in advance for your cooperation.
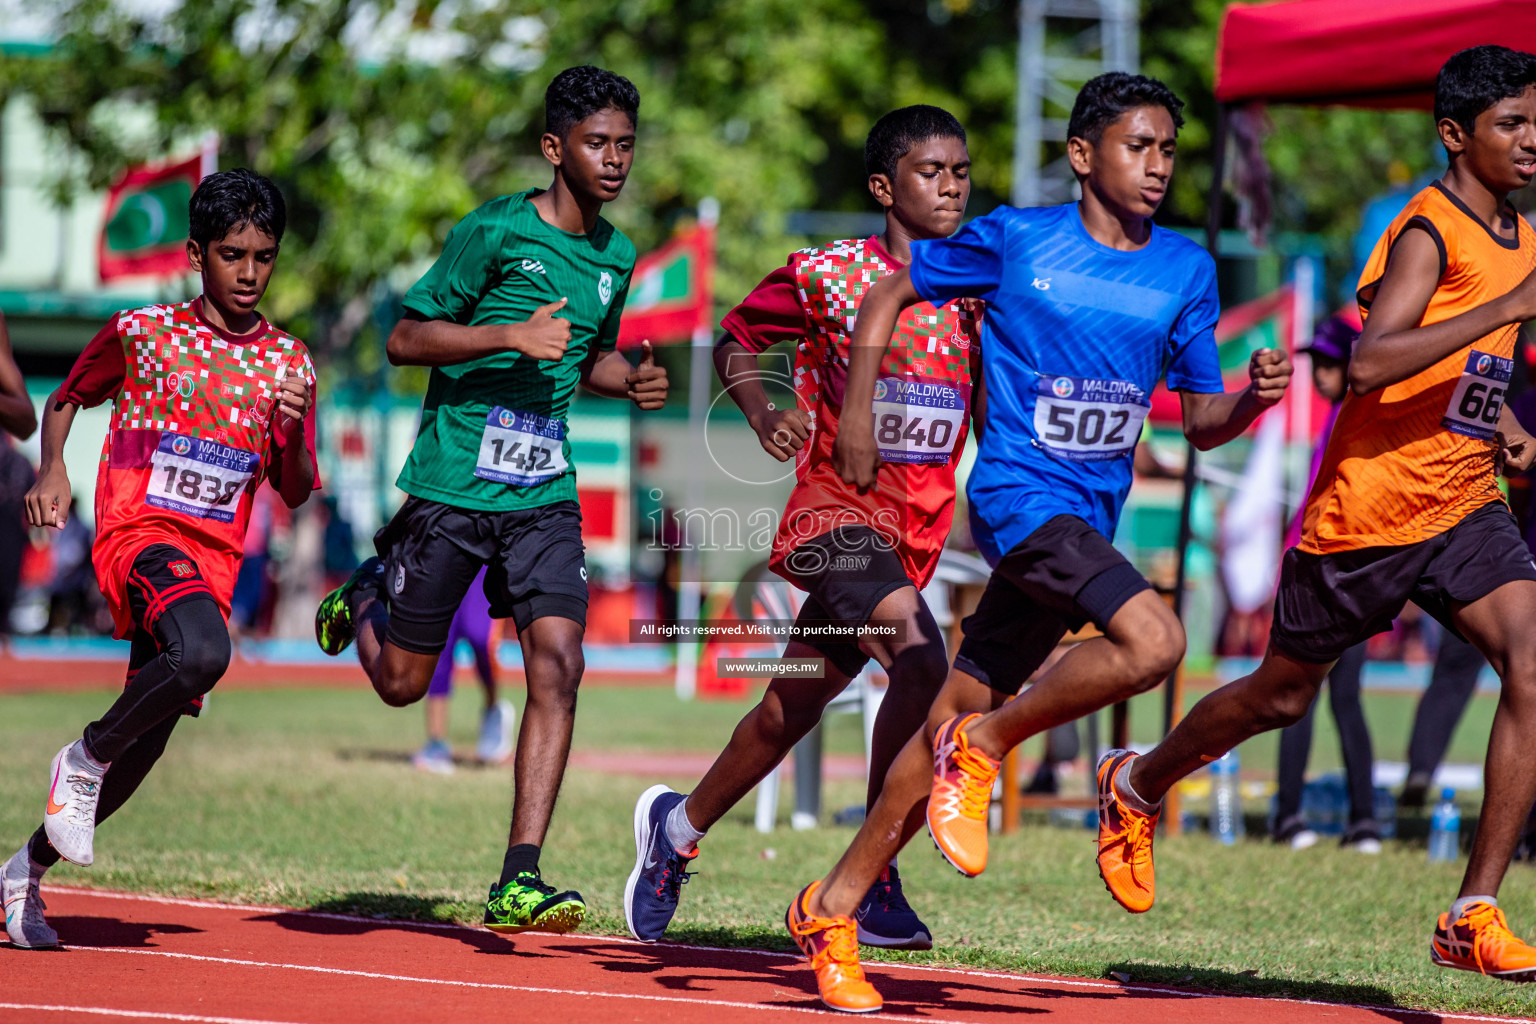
[1012,0,1140,208]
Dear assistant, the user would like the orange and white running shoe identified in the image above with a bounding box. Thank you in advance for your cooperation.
[1431,901,1536,982]
[1096,749,1159,914]
[786,881,883,1013]
[926,713,998,878]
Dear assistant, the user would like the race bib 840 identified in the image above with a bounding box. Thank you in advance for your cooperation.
[871,376,966,464]
[1442,349,1511,441]
[475,407,570,486]
[1032,374,1150,462]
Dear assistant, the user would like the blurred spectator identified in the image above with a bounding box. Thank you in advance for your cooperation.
[1397,378,1536,809]
[1272,316,1380,853]
[45,495,99,633]
[231,485,278,636]
[321,495,359,591]
[1400,628,1487,808]
[0,435,35,641]
[413,566,514,774]
[0,312,37,441]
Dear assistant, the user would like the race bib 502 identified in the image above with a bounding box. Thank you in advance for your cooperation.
[146,434,259,523]
[476,407,569,486]
[1032,374,1150,462]
[1442,349,1511,442]
[871,377,966,465]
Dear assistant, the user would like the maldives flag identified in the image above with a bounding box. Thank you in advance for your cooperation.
[617,222,715,347]
[97,151,208,281]
[1147,285,1331,441]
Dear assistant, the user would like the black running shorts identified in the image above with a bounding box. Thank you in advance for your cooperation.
[955,515,1152,696]
[374,497,588,655]
[778,525,916,679]
[1272,501,1536,664]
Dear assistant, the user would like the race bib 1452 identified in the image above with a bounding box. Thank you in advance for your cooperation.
[1442,349,1511,441]
[475,407,570,486]
[871,377,966,464]
[1032,374,1150,462]
[146,434,260,523]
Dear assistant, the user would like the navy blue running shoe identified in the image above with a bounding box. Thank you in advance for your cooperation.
[855,863,932,950]
[624,784,698,941]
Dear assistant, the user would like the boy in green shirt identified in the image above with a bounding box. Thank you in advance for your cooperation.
[316,65,667,934]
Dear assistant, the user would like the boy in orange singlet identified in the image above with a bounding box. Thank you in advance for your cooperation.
[1094,45,1536,981]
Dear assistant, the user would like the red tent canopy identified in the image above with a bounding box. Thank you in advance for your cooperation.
[1216,0,1536,107]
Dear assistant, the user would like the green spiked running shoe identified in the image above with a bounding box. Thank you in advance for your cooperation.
[315,556,383,656]
[484,872,587,935]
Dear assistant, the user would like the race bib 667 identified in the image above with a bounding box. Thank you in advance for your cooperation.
[476,406,570,486]
[1032,374,1150,462]
[1442,349,1511,442]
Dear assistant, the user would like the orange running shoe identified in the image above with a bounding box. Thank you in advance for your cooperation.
[785,881,883,1013]
[1431,901,1536,982]
[926,713,999,877]
[1096,749,1160,913]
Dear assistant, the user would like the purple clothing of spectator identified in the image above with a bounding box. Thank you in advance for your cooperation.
[427,567,495,698]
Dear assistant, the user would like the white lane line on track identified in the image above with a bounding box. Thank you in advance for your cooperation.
[0,1003,307,1024]
[47,887,1536,1024]
[39,886,472,933]
[91,946,978,1024]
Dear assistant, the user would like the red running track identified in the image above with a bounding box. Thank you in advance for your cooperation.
[3,887,1531,1024]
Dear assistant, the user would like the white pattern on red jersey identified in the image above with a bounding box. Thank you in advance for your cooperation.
[60,299,319,638]
[721,236,981,590]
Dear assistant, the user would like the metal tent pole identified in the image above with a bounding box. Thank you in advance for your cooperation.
[1164,102,1230,736]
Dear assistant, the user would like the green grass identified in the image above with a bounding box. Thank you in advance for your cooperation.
[2,683,1532,1017]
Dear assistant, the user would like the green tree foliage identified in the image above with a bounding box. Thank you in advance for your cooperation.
[4,0,1446,373]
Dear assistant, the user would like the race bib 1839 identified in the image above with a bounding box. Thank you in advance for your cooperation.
[1032,374,1150,462]
[871,377,966,464]
[146,434,259,523]
[1442,349,1511,441]
[475,406,570,486]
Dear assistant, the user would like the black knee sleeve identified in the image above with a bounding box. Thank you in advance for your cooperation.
[157,599,232,703]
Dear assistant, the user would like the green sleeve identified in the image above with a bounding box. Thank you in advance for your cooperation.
[402,207,506,323]
[597,273,632,352]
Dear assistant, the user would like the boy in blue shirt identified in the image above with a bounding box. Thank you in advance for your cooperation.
[781,72,1293,1012]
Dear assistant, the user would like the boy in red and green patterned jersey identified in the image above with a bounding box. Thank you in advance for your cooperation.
[5,169,318,950]
[314,66,667,936]
[624,106,980,954]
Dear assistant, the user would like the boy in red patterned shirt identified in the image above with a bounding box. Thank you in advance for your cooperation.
[623,106,980,950]
[4,169,318,950]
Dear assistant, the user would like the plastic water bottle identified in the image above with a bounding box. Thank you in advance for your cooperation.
[1428,788,1461,863]
[1209,750,1241,845]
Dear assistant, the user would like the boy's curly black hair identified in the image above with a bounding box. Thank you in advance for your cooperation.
[545,65,640,140]
[189,168,286,251]
[1067,72,1185,144]
[864,105,967,179]
[1436,45,1536,135]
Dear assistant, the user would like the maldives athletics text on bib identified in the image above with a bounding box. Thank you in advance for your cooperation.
[146,433,260,523]
[1032,374,1150,462]
[1441,349,1511,441]
[475,406,570,486]
[871,376,967,464]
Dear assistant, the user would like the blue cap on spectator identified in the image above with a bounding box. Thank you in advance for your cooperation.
[1300,314,1358,364]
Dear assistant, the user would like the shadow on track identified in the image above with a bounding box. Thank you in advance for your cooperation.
[1101,961,1433,1022]
[253,893,519,955]
[49,915,202,949]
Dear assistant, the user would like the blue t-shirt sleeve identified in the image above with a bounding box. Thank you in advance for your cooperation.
[909,210,1007,304]
[1163,256,1224,393]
